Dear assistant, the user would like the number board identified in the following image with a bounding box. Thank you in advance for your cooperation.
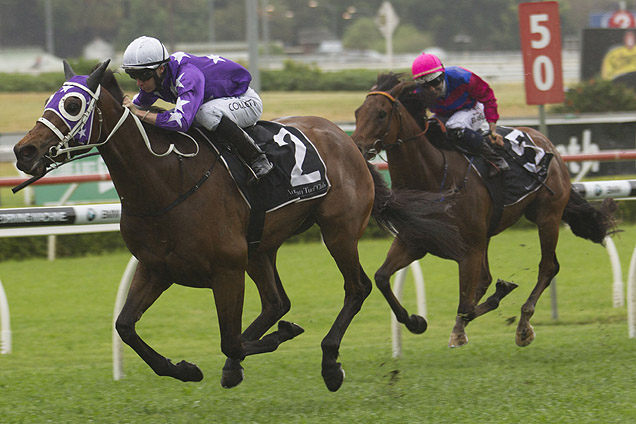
[519,1,564,105]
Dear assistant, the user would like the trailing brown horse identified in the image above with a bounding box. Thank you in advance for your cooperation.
[13,62,463,391]
[352,73,618,348]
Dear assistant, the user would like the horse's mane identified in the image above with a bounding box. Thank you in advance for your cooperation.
[94,64,167,115]
[373,72,432,130]
[371,72,451,145]
[373,72,408,92]
[96,67,126,104]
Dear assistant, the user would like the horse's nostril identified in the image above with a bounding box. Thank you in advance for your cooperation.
[15,144,37,161]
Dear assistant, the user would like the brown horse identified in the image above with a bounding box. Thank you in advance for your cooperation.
[352,73,617,348]
[13,62,463,391]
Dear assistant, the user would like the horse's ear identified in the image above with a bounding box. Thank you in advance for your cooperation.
[63,59,76,80]
[86,59,111,92]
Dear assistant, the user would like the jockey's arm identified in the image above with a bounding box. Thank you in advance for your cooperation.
[123,95,157,125]
[466,73,503,147]
[488,121,504,147]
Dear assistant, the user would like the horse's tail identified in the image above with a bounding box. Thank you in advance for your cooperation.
[561,187,619,244]
[367,162,465,261]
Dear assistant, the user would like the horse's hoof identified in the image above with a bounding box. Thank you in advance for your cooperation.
[515,324,535,347]
[221,364,245,389]
[322,362,345,392]
[174,360,204,382]
[278,320,305,340]
[448,333,468,348]
[405,314,428,334]
[496,279,519,297]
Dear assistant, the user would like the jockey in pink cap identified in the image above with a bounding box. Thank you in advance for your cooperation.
[412,52,509,177]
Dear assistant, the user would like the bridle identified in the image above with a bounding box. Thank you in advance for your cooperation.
[14,81,199,193]
[38,82,105,161]
[364,90,429,158]
[45,85,201,156]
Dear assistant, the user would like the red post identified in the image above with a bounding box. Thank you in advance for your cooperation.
[519,1,564,105]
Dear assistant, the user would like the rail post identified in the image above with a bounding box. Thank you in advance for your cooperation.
[0,278,11,354]
[112,255,138,381]
[627,245,636,338]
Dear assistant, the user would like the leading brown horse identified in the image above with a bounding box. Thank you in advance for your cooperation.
[13,62,463,391]
[352,73,617,348]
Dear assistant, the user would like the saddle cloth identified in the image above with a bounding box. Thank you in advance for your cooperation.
[466,126,552,207]
[196,120,331,212]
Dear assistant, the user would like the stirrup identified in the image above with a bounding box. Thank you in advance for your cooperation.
[487,159,510,178]
[250,155,273,179]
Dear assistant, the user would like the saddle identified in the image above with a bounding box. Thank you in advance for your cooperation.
[427,120,553,235]
[190,120,331,253]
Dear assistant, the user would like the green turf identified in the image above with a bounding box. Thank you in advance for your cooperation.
[1,225,635,423]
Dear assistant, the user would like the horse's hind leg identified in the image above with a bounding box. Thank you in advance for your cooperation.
[516,218,561,347]
[319,226,372,392]
[115,263,203,382]
[375,238,428,334]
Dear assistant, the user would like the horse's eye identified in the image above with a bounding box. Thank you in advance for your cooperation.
[378,110,387,120]
[64,99,82,116]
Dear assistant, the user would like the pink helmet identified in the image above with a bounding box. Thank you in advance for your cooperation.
[412,53,445,82]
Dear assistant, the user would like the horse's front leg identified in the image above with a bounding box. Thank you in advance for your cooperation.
[471,250,518,319]
[223,253,304,375]
[115,263,203,382]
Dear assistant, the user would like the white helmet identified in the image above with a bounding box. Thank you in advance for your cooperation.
[122,36,169,70]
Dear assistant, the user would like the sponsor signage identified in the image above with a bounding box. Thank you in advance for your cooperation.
[32,154,118,205]
[581,28,636,90]
[0,204,121,227]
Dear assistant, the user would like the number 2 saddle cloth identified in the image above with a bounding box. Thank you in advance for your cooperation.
[199,120,331,212]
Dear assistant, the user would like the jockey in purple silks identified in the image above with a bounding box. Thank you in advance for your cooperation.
[411,52,510,177]
[121,36,273,179]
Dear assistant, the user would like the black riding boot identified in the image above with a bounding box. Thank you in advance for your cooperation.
[216,116,273,180]
[478,140,510,178]
[451,127,510,178]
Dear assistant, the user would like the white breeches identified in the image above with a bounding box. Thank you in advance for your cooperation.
[195,87,263,130]
[438,102,487,132]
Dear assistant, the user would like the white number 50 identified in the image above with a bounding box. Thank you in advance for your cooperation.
[529,13,554,91]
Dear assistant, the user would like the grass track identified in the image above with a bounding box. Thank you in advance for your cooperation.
[1,225,635,423]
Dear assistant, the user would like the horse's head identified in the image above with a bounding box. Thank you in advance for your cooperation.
[14,59,111,177]
[352,73,418,160]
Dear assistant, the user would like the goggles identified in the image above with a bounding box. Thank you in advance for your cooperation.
[416,73,445,88]
[125,68,156,81]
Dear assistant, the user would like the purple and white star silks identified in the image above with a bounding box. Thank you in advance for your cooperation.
[132,52,252,132]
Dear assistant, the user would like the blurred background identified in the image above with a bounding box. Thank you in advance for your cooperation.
[0,0,631,79]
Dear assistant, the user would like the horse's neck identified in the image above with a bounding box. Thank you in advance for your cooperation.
[387,125,443,190]
[97,112,182,210]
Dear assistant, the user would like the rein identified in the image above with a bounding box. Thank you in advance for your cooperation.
[365,89,452,196]
[365,91,429,155]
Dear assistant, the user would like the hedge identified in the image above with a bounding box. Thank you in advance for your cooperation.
[0,60,384,93]
[0,219,391,262]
